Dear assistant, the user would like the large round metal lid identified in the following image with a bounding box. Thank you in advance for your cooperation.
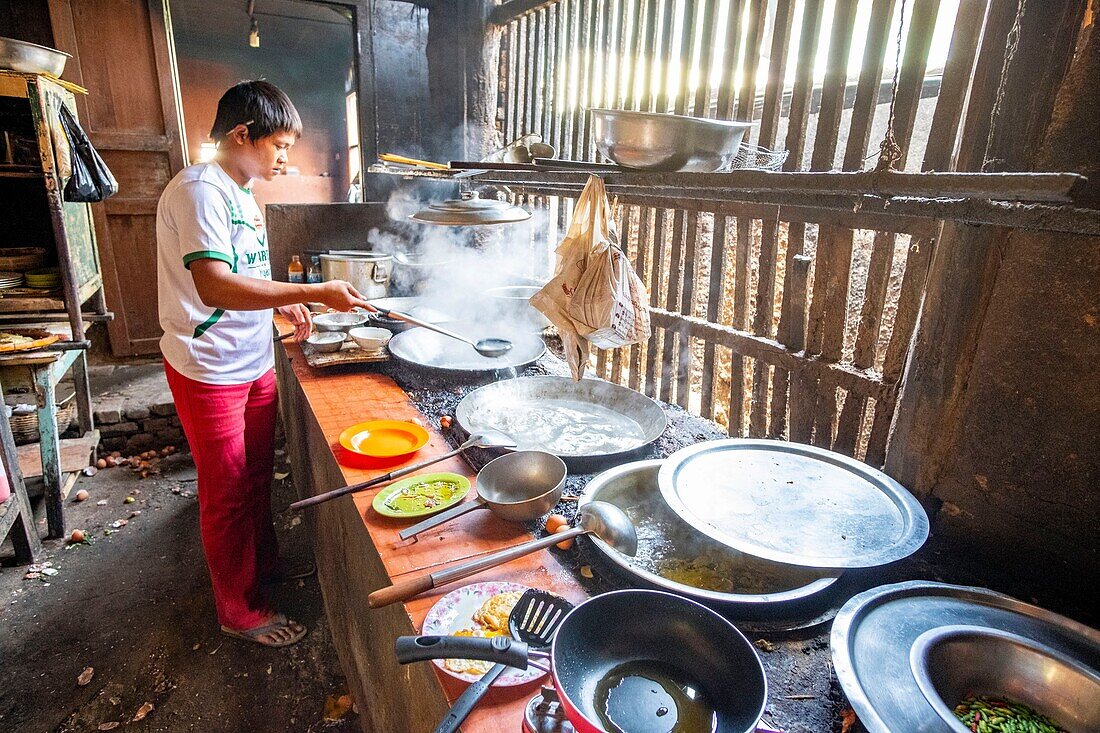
[409,191,531,225]
[658,439,928,568]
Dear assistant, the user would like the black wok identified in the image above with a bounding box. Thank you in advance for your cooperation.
[396,589,767,733]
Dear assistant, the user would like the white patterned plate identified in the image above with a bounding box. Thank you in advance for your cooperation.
[420,581,543,686]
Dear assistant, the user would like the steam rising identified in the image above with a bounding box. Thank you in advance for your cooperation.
[366,186,556,333]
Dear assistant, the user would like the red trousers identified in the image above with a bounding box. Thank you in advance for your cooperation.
[164,360,279,630]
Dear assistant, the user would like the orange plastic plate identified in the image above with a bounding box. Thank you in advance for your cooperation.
[338,420,429,458]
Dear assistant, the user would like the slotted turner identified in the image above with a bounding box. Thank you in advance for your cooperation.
[431,589,574,733]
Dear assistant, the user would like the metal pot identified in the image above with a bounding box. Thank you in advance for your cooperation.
[319,251,392,300]
[484,285,552,332]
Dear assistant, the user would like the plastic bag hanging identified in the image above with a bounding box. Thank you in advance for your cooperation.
[531,175,650,380]
[58,103,117,202]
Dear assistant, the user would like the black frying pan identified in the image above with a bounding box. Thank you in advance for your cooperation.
[396,589,767,733]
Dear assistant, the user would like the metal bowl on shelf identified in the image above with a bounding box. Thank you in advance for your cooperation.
[0,37,70,77]
[591,108,753,172]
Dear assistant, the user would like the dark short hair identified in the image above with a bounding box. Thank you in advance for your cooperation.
[209,80,302,141]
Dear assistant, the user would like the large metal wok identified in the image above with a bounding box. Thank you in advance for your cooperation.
[396,589,767,733]
[580,460,841,617]
[456,376,667,471]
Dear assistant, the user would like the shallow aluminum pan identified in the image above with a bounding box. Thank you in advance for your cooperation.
[580,460,840,612]
[659,439,929,569]
[455,376,666,470]
[0,37,70,77]
[591,108,753,172]
[387,321,545,373]
[831,581,1100,733]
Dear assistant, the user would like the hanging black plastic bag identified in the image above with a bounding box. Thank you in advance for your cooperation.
[58,104,117,202]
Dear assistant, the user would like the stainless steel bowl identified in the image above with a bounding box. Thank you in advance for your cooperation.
[0,37,70,77]
[484,285,552,332]
[911,625,1100,733]
[591,108,753,172]
[580,460,841,608]
[313,311,369,333]
[305,332,346,353]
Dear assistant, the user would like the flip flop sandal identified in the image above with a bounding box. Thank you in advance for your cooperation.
[221,614,307,648]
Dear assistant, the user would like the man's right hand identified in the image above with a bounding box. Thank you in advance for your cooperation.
[315,280,373,312]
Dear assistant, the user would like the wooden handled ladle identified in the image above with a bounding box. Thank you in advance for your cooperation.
[289,430,516,510]
[371,307,514,358]
[367,501,637,609]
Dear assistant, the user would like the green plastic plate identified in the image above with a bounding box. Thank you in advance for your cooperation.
[372,472,471,519]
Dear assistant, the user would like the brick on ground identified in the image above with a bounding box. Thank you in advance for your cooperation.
[93,398,125,425]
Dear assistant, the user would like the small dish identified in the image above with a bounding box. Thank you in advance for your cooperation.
[305,332,345,352]
[420,581,543,687]
[349,326,392,351]
[372,472,471,518]
[314,311,369,333]
[339,419,429,458]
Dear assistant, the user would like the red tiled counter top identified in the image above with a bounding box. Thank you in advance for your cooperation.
[274,334,587,733]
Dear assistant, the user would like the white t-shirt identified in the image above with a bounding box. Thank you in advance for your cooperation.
[156,162,274,385]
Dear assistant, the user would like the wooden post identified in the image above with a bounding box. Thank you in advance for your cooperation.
[886,1,1091,494]
[0,375,44,563]
[426,0,501,161]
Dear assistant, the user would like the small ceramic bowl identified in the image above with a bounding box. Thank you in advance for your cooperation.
[305,332,346,352]
[348,326,392,351]
[313,311,370,333]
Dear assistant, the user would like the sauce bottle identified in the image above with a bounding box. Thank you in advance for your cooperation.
[288,254,304,283]
[306,255,322,283]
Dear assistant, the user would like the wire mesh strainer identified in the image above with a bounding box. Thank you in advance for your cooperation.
[723,143,790,172]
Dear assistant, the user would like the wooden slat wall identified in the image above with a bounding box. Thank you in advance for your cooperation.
[497,0,994,465]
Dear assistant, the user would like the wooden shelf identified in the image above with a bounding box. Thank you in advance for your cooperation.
[0,277,104,314]
[367,164,1100,236]
[0,167,42,179]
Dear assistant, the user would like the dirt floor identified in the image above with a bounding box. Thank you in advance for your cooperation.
[0,447,360,733]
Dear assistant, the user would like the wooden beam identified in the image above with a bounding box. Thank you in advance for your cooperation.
[648,308,894,402]
[490,0,560,26]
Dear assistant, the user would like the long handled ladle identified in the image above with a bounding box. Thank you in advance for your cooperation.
[289,430,517,510]
[371,307,514,358]
[367,501,637,608]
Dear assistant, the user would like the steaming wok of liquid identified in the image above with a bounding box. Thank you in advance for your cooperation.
[595,660,718,733]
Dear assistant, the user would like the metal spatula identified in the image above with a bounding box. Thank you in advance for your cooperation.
[430,590,574,733]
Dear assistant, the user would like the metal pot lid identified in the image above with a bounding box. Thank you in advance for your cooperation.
[831,581,1100,733]
[409,191,531,226]
[658,439,928,569]
[579,460,841,609]
[387,321,544,372]
[455,376,666,466]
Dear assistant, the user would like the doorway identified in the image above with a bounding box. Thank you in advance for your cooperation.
[169,0,358,209]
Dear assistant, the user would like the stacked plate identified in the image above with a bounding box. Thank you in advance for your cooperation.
[24,267,60,290]
[0,271,24,290]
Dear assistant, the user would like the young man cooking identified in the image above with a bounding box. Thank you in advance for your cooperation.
[157,80,370,647]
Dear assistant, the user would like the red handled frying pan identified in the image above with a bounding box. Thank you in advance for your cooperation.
[396,589,767,733]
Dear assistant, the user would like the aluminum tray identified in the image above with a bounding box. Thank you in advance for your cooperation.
[831,581,1100,733]
[455,376,665,469]
[658,439,928,568]
[387,321,545,373]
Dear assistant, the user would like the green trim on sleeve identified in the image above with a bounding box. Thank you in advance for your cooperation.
[192,309,225,339]
[183,250,234,269]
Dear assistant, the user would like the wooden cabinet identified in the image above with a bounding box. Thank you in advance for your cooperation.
[0,71,106,327]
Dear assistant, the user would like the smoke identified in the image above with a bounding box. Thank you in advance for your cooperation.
[365,185,557,333]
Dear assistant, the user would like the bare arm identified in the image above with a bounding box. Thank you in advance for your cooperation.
[189,259,373,312]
